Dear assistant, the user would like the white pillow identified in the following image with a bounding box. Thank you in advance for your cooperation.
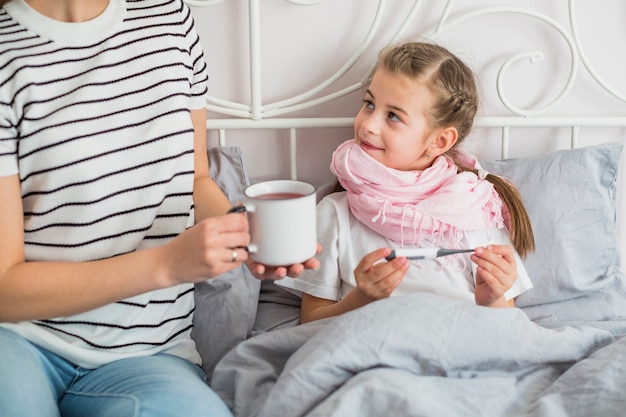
[482,142,626,322]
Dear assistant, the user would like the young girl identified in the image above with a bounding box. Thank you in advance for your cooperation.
[277,41,535,324]
[0,1,317,416]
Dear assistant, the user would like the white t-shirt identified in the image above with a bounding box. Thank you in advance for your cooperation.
[277,192,532,303]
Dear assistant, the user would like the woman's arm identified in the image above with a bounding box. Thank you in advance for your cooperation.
[0,108,253,322]
[0,174,250,322]
[190,108,232,221]
[0,174,155,320]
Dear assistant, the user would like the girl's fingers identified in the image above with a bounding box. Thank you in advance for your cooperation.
[355,249,409,300]
[472,246,514,273]
[472,245,517,290]
[356,247,394,271]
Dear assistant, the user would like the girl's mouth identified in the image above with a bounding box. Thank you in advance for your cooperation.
[358,139,383,151]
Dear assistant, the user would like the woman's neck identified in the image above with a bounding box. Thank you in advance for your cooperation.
[24,0,109,22]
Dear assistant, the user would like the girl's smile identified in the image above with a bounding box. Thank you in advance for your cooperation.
[358,139,383,151]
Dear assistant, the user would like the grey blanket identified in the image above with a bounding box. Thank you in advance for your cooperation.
[211,293,626,417]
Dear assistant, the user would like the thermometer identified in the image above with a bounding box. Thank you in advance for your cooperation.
[385,247,475,261]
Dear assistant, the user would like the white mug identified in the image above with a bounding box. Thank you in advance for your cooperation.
[236,180,317,266]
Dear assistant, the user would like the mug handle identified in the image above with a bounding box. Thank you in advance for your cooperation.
[227,204,255,214]
[227,205,247,214]
[227,205,257,254]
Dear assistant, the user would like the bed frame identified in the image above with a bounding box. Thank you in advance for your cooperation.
[185,0,626,269]
[184,5,626,411]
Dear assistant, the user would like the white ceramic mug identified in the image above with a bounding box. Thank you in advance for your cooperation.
[237,180,317,266]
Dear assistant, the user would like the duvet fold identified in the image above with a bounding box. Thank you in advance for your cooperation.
[211,293,624,417]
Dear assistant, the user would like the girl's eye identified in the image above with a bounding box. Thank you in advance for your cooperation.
[388,112,400,122]
[363,99,374,110]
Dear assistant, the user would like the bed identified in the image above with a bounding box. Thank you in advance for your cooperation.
[186,1,626,416]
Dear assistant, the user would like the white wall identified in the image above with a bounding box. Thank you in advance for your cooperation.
[188,0,626,185]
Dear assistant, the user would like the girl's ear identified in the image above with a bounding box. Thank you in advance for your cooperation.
[428,126,458,157]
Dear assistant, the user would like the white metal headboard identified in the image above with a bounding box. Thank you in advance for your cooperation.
[188,0,625,152]
[186,0,626,262]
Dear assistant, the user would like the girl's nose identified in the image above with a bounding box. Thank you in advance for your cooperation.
[360,112,379,135]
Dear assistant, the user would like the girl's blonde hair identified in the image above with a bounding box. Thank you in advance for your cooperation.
[371,42,535,257]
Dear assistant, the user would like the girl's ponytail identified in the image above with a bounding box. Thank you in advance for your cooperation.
[459,167,535,258]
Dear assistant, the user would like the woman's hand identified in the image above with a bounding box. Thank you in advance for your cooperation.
[353,248,409,302]
[246,243,322,280]
[159,212,252,285]
[471,245,517,307]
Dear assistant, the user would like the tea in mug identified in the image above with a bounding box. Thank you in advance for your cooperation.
[254,192,304,200]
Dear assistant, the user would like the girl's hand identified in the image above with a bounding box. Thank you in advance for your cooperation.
[471,245,517,307]
[354,248,409,302]
[246,243,322,280]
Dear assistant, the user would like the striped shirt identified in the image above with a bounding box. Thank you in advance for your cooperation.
[0,0,209,368]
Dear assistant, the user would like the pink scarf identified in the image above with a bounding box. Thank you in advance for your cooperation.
[330,139,504,247]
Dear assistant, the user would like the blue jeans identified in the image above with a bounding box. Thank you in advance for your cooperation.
[0,327,232,417]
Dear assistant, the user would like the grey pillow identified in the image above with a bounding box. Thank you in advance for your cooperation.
[481,142,626,322]
[191,146,261,379]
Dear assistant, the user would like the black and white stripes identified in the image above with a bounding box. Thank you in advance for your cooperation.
[0,0,209,367]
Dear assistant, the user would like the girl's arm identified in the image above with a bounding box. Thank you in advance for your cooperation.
[300,291,367,324]
[300,248,408,323]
